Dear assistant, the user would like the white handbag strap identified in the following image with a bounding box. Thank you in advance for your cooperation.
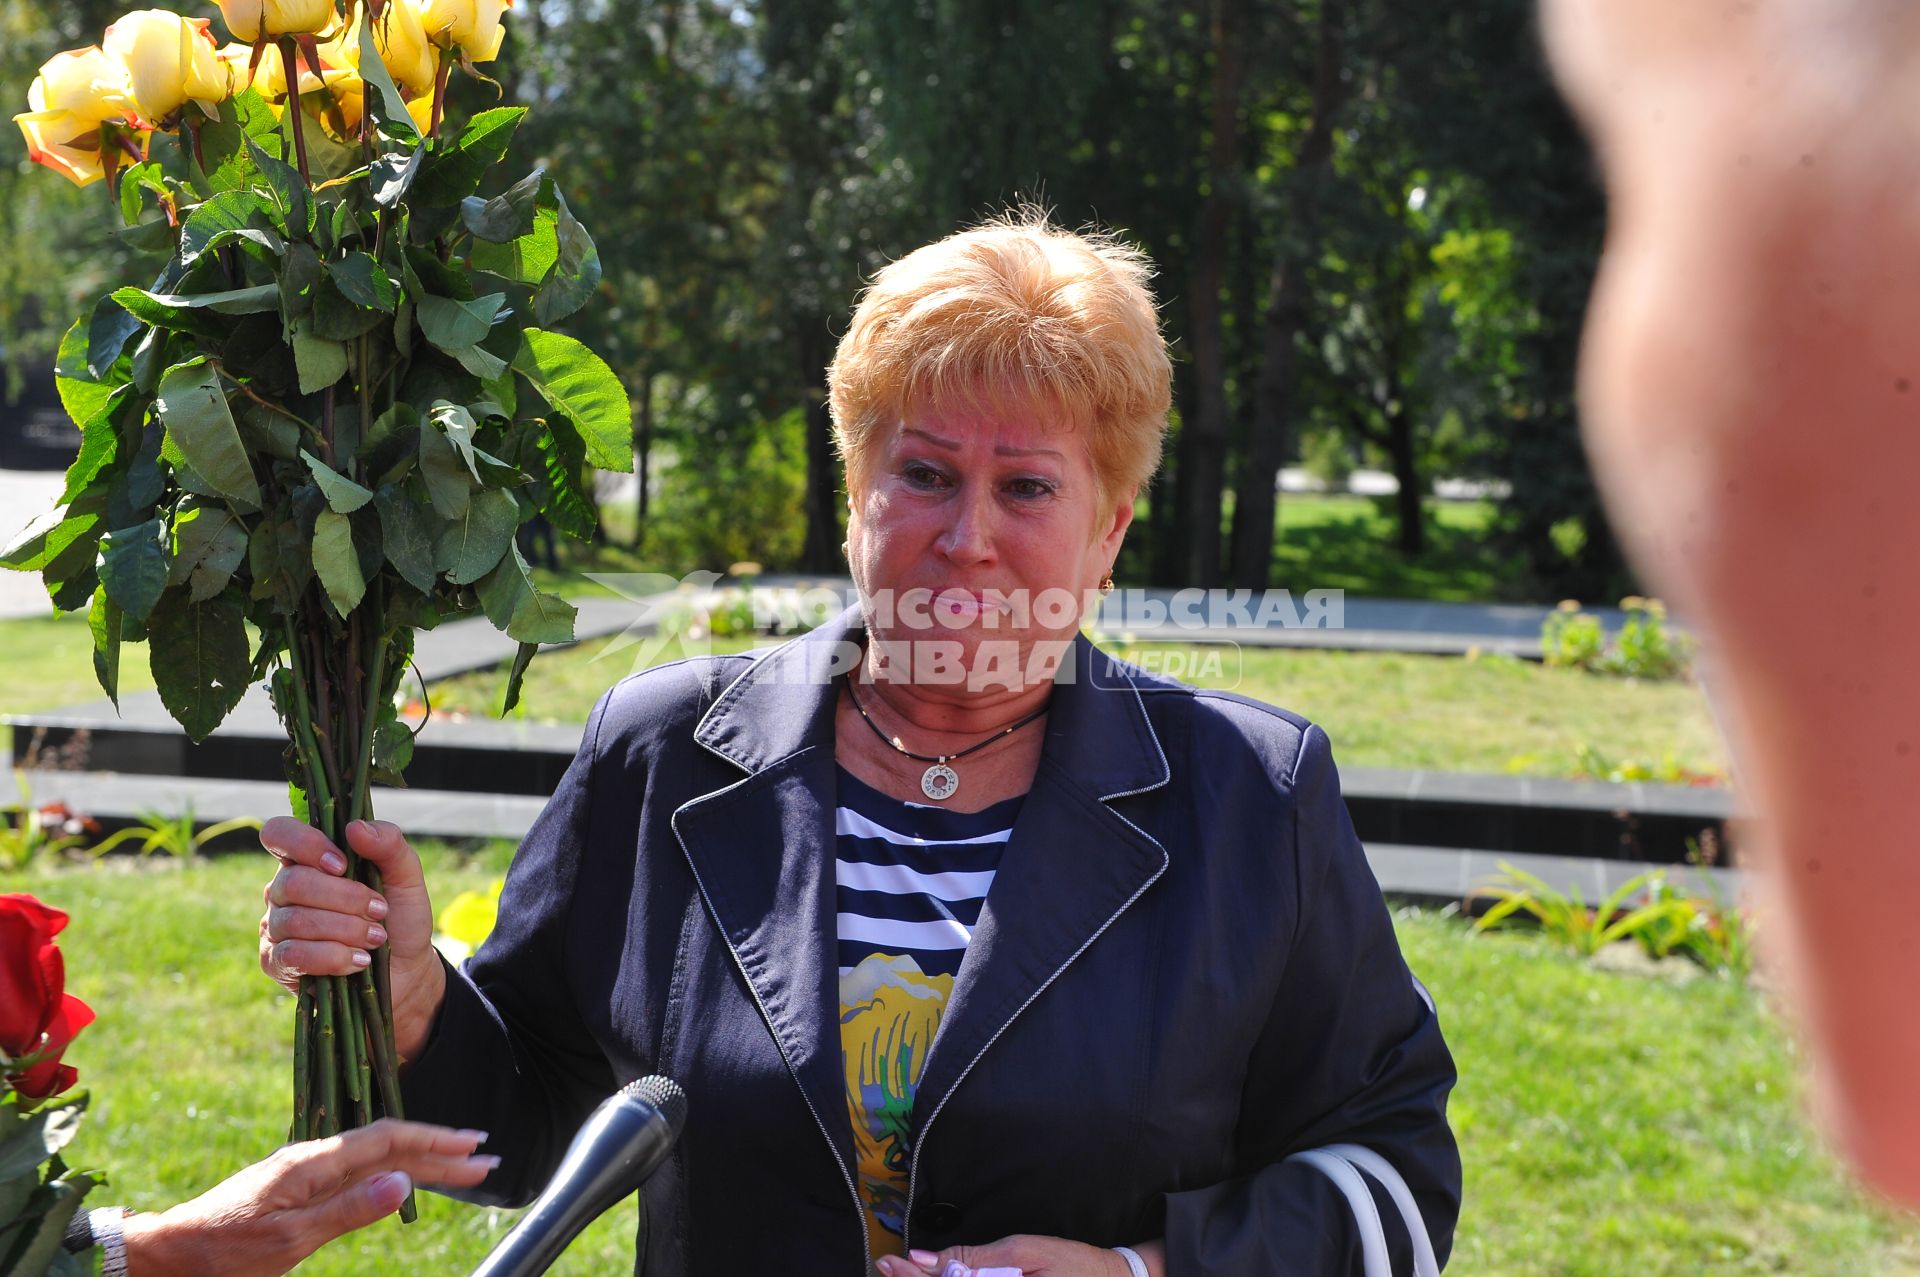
[1284,1149,1391,1277]
[1322,1143,1442,1277]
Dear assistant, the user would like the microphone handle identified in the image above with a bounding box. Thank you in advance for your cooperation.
[469,1100,673,1277]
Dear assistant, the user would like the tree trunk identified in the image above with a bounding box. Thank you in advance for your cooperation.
[630,370,654,548]
[1384,405,1425,557]
[1227,0,1346,591]
[798,319,841,573]
[1173,0,1247,588]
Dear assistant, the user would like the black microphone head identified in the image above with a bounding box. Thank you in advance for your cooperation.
[622,1075,687,1135]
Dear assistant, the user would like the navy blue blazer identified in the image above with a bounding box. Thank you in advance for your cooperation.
[402,607,1461,1274]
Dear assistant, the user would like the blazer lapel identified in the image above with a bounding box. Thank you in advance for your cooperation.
[670,616,860,1183]
[907,637,1172,1203]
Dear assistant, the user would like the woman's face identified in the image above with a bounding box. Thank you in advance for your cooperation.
[845,397,1134,694]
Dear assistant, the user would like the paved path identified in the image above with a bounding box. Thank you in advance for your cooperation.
[0,471,67,620]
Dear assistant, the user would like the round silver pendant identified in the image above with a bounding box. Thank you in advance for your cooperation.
[921,762,959,802]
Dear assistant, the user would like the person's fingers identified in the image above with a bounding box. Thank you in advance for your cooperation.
[266,866,387,919]
[276,1170,414,1262]
[276,1120,491,1199]
[344,821,425,891]
[268,904,388,951]
[260,817,348,874]
[267,937,375,978]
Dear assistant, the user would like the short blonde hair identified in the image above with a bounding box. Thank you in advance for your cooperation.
[828,211,1172,503]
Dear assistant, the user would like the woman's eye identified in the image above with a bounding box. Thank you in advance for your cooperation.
[1007,478,1054,499]
[904,464,948,488]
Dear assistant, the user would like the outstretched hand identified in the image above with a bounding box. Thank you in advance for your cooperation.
[118,1120,495,1277]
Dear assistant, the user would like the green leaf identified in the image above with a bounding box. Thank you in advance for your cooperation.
[460,168,546,243]
[356,15,422,145]
[181,189,274,263]
[470,207,559,284]
[115,285,279,328]
[60,387,134,505]
[149,589,251,743]
[412,107,527,206]
[302,449,375,512]
[360,403,421,485]
[447,342,509,381]
[0,1095,86,1181]
[98,517,170,622]
[86,296,143,379]
[432,487,517,584]
[118,218,177,253]
[331,254,399,312]
[499,640,539,716]
[2,508,101,575]
[477,542,577,644]
[418,416,473,518]
[524,417,596,540]
[88,586,122,709]
[371,144,425,209]
[118,160,164,225]
[308,275,387,341]
[373,484,440,594]
[196,87,282,193]
[292,328,349,395]
[417,294,506,352]
[244,135,311,235]
[56,320,123,430]
[280,242,324,317]
[247,513,312,614]
[512,329,634,472]
[314,509,368,615]
[168,502,250,603]
[155,359,263,511]
[534,190,602,326]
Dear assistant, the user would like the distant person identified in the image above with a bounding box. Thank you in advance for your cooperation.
[64,1119,492,1276]
[1545,0,1920,1206]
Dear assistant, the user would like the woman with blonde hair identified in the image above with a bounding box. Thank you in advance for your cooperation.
[257,211,1461,1276]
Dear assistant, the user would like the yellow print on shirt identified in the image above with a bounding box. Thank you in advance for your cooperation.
[840,953,952,1258]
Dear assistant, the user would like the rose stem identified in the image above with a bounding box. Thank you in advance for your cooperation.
[429,43,451,139]
[278,36,313,184]
[292,976,313,1140]
[315,975,341,1137]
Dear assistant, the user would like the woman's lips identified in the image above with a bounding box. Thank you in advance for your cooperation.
[929,587,1007,622]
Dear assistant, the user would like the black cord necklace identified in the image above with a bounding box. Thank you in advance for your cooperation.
[843,676,1049,802]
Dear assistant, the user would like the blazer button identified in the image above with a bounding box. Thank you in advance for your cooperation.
[916,1200,963,1234]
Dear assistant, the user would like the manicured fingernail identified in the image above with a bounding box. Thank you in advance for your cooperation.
[368,925,388,947]
[909,1253,939,1268]
[456,1129,490,1144]
[370,1170,411,1206]
[875,1261,896,1277]
[321,851,346,874]
[368,896,389,920]
[472,1154,502,1170]
[351,950,371,968]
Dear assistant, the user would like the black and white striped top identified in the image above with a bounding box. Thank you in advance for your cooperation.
[833,766,1022,978]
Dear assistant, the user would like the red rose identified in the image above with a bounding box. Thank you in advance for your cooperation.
[0,894,95,1099]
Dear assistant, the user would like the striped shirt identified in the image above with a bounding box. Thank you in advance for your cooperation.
[833,765,1022,1259]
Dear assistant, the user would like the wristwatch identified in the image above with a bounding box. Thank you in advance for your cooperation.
[91,1207,130,1277]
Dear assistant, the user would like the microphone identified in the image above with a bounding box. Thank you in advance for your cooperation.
[467,1075,688,1277]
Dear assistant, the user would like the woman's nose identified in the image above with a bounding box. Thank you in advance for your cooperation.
[935,488,996,565]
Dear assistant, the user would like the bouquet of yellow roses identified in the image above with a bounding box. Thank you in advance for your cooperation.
[6,0,632,1223]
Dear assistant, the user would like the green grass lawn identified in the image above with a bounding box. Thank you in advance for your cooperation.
[4,853,1912,1274]
[429,634,1730,784]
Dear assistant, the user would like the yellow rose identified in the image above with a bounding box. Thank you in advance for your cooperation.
[216,0,338,43]
[103,10,229,124]
[342,0,436,98]
[416,0,513,61]
[12,46,146,187]
[216,41,288,100]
